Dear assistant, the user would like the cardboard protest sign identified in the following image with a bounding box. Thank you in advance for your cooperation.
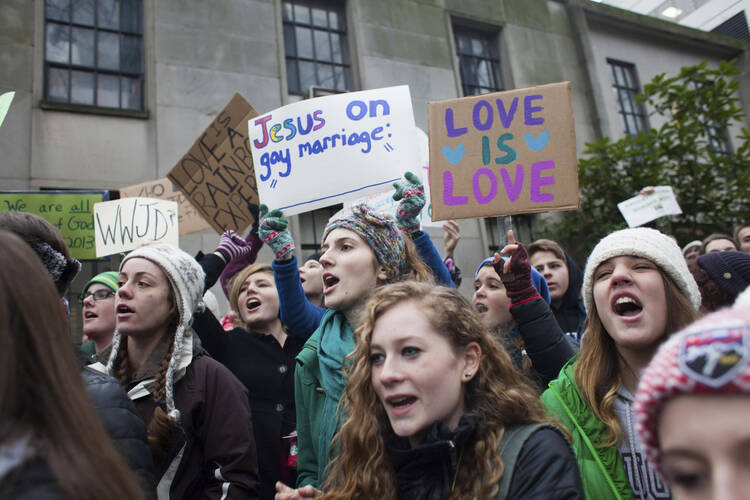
[617,186,682,227]
[249,85,418,215]
[119,178,211,235]
[0,190,108,260]
[94,198,178,257]
[168,93,260,234]
[428,82,579,221]
[0,91,14,128]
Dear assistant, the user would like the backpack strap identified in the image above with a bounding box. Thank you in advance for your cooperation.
[496,423,557,499]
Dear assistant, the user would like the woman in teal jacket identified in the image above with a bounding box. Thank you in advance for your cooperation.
[541,228,701,500]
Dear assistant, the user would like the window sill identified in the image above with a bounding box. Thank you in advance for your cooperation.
[40,101,149,119]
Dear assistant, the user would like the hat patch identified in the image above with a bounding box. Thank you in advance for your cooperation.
[679,327,750,388]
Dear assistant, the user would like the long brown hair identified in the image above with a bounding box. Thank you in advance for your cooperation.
[320,281,554,499]
[0,231,143,500]
[575,269,699,446]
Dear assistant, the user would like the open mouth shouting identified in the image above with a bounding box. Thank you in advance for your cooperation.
[84,310,98,320]
[611,293,643,320]
[474,303,488,314]
[116,303,134,320]
[322,273,340,295]
[245,297,262,314]
[385,394,417,416]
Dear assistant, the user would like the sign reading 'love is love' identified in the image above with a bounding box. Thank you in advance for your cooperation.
[428,82,579,221]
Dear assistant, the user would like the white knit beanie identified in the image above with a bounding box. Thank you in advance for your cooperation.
[582,227,701,314]
[106,244,206,424]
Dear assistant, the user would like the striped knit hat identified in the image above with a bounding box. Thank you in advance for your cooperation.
[323,203,408,283]
[82,271,119,294]
[635,305,750,471]
[106,244,205,424]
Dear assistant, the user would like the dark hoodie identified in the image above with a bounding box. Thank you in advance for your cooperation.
[552,253,586,339]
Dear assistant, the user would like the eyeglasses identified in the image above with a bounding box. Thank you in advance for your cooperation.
[78,289,115,305]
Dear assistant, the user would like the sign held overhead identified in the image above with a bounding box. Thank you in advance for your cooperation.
[428,82,579,221]
[94,198,178,257]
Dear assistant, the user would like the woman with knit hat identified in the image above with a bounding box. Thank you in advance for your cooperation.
[80,270,119,362]
[106,244,260,499]
[688,251,750,313]
[635,304,750,499]
[541,227,701,500]
[272,174,441,498]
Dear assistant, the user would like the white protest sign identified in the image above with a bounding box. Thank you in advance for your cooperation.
[0,91,15,128]
[617,186,682,228]
[249,85,418,215]
[94,198,179,257]
[344,128,440,227]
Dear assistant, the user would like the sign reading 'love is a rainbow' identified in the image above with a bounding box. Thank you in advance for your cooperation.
[427,82,579,221]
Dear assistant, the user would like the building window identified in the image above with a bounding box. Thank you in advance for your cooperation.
[453,26,504,96]
[607,59,647,135]
[297,204,342,259]
[44,0,144,110]
[282,0,352,95]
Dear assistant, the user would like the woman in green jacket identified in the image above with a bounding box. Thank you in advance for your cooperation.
[541,228,701,500]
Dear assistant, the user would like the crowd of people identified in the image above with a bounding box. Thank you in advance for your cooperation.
[1,173,749,500]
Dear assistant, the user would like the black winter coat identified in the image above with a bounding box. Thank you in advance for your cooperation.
[1,455,66,500]
[81,367,156,498]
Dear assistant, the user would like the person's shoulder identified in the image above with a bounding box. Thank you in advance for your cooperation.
[81,367,132,407]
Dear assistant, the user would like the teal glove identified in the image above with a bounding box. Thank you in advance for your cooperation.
[392,171,425,235]
[258,204,295,261]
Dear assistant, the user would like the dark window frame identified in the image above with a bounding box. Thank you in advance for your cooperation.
[453,25,504,97]
[43,0,145,112]
[607,58,648,135]
[282,0,353,95]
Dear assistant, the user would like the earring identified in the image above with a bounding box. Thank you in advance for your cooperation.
[464,373,472,379]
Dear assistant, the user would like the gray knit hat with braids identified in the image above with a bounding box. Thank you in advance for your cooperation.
[106,244,205,424]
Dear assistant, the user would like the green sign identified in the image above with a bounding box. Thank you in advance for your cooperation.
[0,191,109,260]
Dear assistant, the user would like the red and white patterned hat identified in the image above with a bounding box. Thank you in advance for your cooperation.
[634,306,750,471]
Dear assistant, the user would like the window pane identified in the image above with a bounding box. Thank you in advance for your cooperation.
[312,7,327,27]
[98,32,119,70]
[471,38,483,56]
[299,61,315,91]
[328,10,339,30]
[46,23,70,63]
[282,2,293,21]
[121,34,141,73]
[72,0,94,25]
[286,59,299,94]
[97,74,119,107]
[330,33,342,63]
[121,0,141,33]
[47,67,69,101]
[477,60,491,88]
[98,0,120,29]
[121,76,141,109]
[71,70,94,104]
[71,27,94,66]
[46,0,70,22]
[296,26,313,59]
[317,63,334,88]
[623,67,635,89]
[294,4,310,24]
[333,66,344,90]
[284,24,296,57]
[314,30,331,62]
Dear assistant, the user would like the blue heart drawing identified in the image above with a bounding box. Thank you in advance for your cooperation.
[524,130,550,152]
[442,144,466,165]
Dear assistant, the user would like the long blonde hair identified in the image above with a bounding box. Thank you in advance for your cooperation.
[320,281,554,499]
[575,268,699,446]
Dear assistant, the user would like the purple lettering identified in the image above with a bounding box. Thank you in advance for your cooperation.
[472,100,493,131]
[530,161,555,202]
[445,108,467,138]
[524,95,544,125]
[500,165,525,202]
[472,168,497,204]
[443,171,468,205]
[496,97,518,128]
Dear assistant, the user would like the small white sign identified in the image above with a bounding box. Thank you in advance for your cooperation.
[94,198,179,257]
[249,85,418,215]
[617,186,682,228]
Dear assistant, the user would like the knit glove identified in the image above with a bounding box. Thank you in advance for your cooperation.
[494,242,539,304]
[215,230,253,263]
[258,204,295,261]
[392,171,425,235]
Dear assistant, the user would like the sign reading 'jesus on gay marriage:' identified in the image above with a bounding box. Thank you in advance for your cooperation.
[428,82,579,221]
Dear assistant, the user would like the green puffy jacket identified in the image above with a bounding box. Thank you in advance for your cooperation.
[294,329,325,488]
[541,357,635,500]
